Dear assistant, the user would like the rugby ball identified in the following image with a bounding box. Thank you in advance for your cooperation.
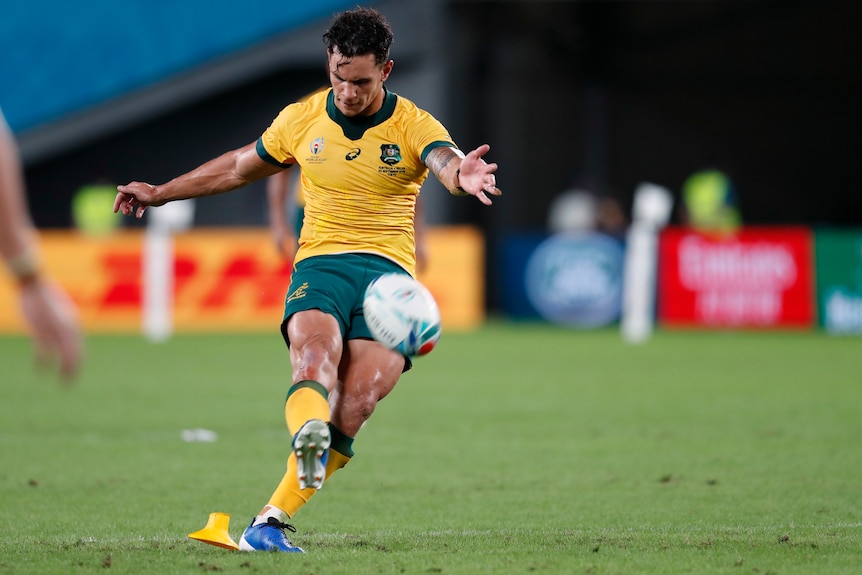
[363,273,441,356]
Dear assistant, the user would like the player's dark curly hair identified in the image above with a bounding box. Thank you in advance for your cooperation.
[323,7,393,65]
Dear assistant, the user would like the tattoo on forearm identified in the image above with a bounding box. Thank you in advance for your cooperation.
[426,147,457,183]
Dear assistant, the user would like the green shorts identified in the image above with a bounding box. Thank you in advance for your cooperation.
[280,253,412,369]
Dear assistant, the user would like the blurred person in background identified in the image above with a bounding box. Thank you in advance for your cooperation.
[114,6,499,553]
[266,167,305,261]
[0,107,83,381]
[548,174,628,240]
[266,88,323,260]
[680,162,740,235]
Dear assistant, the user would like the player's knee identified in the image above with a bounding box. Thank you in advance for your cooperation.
[294,334,342,382]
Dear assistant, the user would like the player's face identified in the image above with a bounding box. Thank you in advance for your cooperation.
[327,49,393,117]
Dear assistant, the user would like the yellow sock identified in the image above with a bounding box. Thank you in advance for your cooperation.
[324,449,352,476]
[285,380,330,436]
[267,424,355,517]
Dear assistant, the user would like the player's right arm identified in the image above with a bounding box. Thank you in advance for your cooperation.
[114,141,283,219]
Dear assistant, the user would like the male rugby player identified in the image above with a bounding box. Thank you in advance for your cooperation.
[114,7,500,552]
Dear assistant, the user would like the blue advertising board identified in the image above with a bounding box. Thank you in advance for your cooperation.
[500,232,625,328]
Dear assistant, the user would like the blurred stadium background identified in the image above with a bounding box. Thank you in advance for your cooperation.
[2,0,861,336]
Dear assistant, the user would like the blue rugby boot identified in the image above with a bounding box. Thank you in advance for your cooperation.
[238,517,304,552]
[293,419,330,490]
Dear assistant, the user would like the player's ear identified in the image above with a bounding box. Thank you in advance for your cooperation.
[381,60,394,81]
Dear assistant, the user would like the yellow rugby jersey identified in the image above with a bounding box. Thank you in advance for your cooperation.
[257,88,457,276]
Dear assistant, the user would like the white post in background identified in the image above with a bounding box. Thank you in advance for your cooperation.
[143,200,195,342]
[621,183,673,344]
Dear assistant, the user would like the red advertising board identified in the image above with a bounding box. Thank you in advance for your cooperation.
[657,227,815,328]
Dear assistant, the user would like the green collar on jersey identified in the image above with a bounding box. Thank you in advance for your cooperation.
[327,87,397,140]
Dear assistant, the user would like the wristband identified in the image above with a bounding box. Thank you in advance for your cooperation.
[6,248,41,284]
[454,169,467,195]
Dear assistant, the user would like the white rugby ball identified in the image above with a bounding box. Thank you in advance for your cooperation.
[363,273,441,356]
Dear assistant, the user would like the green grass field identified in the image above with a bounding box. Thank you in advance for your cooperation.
[1,322,860,574]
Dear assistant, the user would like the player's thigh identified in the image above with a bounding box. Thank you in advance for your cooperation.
[286,309,344,373]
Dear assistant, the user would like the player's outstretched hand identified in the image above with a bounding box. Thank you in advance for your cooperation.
[114,182,163,219]
[458,144,501,206]
[19,278,83,382]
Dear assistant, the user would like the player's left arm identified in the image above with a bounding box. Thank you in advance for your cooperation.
[425,144,501,206]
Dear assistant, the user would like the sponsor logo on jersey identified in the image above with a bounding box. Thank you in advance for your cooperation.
[380,144,401,165]
[345,148,361,161]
